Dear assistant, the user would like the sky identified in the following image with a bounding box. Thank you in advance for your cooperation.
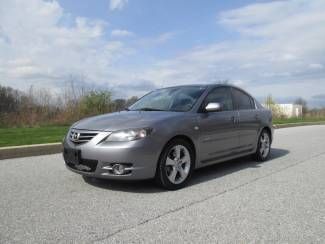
[0,0,325,107]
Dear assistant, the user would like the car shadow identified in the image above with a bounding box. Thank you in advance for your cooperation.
[189,148,289,186]
[82,148,289,193]
[82,176,162,194]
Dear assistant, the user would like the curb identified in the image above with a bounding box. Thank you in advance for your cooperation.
[0,143,62,160]
[1,122,325,160]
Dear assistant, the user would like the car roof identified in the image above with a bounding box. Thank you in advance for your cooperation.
[160,83,242,90]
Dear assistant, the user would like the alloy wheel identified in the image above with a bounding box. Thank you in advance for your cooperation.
[260,132,270,158]
[165,145,191,184]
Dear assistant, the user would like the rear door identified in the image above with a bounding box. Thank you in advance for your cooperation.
[197,87,239,164]
[231,88,260,153]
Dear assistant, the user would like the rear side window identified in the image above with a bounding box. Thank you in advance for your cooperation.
[203,87,233,111]
[232,88,254,110]
[255,99,264,109]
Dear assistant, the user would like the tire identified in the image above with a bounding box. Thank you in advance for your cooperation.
[253,129,271,162]
[155,138,195,190]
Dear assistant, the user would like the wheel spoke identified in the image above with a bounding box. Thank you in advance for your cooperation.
[178,167,187,179]
[266,139,270,146]
[166,156,176,166]
[181,153,190,164]
[167,167,178,183]
[260,132,270,157]
[174,145,181,159]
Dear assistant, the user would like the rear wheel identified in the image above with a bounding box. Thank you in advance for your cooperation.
[156,139,194,190]
[253,129,271,161]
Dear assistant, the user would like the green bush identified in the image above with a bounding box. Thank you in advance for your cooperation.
[79,91,112,116]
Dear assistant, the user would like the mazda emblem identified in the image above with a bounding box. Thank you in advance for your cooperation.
[72,132,80,141]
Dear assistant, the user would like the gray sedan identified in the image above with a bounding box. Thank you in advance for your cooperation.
[63,84,273,190]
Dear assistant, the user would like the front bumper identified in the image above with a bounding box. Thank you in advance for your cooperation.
[62,130,161,180]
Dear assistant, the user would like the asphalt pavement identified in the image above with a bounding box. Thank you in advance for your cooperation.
[1,125,325,243]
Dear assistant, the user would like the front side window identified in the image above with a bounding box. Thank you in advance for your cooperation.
[129,86,206,112]
[203,87,233,111]
[232,88,254,110]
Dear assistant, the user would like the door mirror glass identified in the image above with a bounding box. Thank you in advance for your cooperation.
[205,102,221,112]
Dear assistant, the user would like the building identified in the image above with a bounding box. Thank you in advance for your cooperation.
[277,104,303,118]
[263,103,303,118]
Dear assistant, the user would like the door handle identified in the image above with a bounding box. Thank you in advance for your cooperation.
[255,114,259,120]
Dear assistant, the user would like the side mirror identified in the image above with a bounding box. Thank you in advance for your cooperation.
[205,102,221,112]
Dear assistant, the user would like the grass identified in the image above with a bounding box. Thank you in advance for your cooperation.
[1,117,325,147]
[272,117,325,124]
[0,126,69,147]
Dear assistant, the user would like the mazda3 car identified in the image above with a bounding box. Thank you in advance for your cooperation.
[63,84,273,190]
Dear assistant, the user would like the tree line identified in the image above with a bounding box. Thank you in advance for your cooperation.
[1,84,325,127]
[0,84,138,127]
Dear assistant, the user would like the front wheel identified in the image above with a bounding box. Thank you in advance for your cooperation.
[253,129,271,161]
[156,139,195,190]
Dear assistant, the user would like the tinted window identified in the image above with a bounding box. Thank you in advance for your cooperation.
[232,88,254,110]
[203,87,233,111]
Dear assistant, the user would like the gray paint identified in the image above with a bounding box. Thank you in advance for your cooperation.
[63,84,273,180]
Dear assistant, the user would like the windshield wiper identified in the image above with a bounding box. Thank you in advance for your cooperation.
[134,107,166,111]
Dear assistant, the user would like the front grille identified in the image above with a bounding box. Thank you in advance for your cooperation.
[66,159,98,172]
[69,130,98,144]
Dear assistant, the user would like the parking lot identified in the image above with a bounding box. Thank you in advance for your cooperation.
[1,125,325,243]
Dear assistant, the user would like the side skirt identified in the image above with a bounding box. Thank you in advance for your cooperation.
[196,148,255,169]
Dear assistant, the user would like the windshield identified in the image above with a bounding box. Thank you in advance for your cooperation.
[129,86,206,112]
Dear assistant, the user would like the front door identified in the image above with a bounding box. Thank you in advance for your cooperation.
[197,87,239,165]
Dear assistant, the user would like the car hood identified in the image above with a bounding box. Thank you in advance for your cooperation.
[73,111,182,131]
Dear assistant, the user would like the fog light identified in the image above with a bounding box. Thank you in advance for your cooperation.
[112,164,125,175]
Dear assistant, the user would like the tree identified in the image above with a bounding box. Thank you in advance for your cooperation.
[294,97,308,115]
[126,96,138,107]
[264,94,275,108]
[0,85,20,114]
[264,94,284,118]
[112,99,126,111]
[79,91,112,115]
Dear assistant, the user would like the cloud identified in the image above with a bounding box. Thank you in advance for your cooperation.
[309,63,324,70]
[312,94,325,100]
[111,79,158,98]
[109,0,128,11]
[133,0,325,102]
[111,29,134,38]
[155,32,175,44]
[218,1,325,37]
[310,93,325,107]
[1,0,325,106]
[0,0,134,92]
[137,32,176,47]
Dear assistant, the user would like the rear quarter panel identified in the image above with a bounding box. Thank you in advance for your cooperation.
[257,108,273,142]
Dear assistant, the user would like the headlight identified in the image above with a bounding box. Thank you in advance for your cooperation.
[105,128,152,142]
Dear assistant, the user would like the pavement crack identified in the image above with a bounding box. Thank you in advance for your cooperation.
[92,151,325,243]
